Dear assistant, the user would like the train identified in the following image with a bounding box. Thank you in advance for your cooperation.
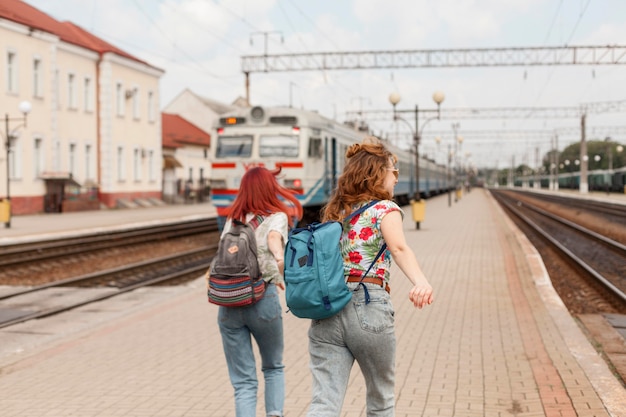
[208,105,452,225]
[515,166,626,192]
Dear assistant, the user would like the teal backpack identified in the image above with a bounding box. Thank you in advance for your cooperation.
[284,201,386,319]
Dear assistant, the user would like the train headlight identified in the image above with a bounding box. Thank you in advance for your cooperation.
[284,179,302,189]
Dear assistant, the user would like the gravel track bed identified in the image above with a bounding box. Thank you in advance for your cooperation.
[0,235,214,286]
[499,190,626,314]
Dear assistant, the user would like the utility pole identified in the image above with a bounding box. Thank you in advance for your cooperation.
[246,31,283,105]
[580,112,588,193]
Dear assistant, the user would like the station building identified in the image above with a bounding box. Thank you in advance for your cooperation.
[0,0,164,215]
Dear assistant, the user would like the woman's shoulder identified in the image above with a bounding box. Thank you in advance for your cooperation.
[265,211,288,221]
[373,199,401,210]
[372,200,403,218]
[261,211,288,228]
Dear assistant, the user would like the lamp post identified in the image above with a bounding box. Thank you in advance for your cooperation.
[456,135,464,200]
[2,100,32,228]
[435,136,453,207]
[388,91,444,229]
[450,123,464,201]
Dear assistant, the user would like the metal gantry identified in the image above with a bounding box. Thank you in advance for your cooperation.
[241,45,626,105]
[241,45,626,73]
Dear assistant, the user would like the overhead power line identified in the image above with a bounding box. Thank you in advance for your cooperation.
[345,100,626,121]
[420,126,626,141]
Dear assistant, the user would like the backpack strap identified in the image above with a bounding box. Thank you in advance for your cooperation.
[235,214,264,230]
[344,200,379,222]
[343,200,387,304]
[355,243,387,304]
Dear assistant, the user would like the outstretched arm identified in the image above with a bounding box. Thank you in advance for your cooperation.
[380,210,433,308]
[268,230,285,290]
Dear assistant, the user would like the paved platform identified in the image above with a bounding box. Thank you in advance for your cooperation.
[505,186,626,205]
[0,190,624,417]
[0,201,218,244]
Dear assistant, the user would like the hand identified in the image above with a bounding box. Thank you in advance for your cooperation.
[276,282,285,291]
[409,283,433,309]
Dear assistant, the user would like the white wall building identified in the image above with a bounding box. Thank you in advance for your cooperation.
[0,0,164,214]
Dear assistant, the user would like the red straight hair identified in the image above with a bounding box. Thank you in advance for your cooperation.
[229,167,303,227]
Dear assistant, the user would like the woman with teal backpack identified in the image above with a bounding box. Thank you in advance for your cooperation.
[307,136,434,416]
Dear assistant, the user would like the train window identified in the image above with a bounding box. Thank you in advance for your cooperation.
[215,135,253,158]
[308,137,322,158]
[269,116,298,125]
[260,134,299,157]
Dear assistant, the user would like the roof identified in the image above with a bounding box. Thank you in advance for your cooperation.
[189,89,240,114]
[162,113,211,148]
[0,0,151,67]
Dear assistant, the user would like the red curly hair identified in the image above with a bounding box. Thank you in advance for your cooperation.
[228,167,303,227]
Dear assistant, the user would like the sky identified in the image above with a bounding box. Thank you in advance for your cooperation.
[23,0,626,169]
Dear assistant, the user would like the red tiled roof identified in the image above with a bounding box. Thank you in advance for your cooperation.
[0,0,150,66]
[162,113,211,148]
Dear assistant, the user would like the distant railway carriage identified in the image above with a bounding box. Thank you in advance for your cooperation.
[209,105,450,225]
[612,167,626,192]
[520,166,626,193]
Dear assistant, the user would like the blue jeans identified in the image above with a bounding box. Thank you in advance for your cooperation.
[218,283,284,417]
[307,282,396,417]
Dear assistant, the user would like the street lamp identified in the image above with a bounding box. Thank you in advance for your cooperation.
[456,134,464,200]
[435,136,453,207]
[2,100,32,228]
[388,91,444,229]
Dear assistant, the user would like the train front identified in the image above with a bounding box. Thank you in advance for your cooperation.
[209,106,309,229]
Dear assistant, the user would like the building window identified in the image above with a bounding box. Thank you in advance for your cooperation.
[69,143,76,177]
[33,58,42,97]
[133,148,142,181]
[148,150,155,181]
[85,144,93,180]
[84,77,93,112]
[132,87,140,120]
[54,69,60,109]
[8,136,22,179]
[34,138,44,178]
[147,91,155,122]
[68,73,77,109]
[6,51,18,93]
[116,83,124,116]
[53,140,61,171]
[117,146,125,181]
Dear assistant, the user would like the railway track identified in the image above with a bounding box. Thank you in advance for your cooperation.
[0,218,217,268]
[0,219,221,329]
[492,190,626,309]
[490,189,626,384]
[0,246,217,329]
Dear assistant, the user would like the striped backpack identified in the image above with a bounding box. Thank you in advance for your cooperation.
[207,216,265,307]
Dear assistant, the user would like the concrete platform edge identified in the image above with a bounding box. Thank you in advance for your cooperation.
[488,191,626,417]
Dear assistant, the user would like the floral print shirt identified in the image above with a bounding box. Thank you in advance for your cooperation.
[341,200,403,285]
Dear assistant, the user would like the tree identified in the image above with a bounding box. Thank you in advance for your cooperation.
[543,138,626,172]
